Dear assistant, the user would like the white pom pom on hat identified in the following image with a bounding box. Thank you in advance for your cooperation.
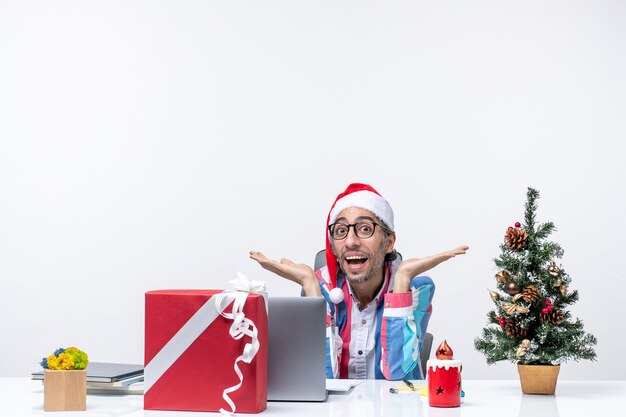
[329,287,344,304]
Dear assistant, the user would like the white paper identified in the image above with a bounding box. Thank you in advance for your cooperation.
[326,379,364,392]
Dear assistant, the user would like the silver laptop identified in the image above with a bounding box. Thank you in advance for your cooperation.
[267,297,328,401]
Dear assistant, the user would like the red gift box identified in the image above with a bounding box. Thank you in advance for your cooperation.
[144,290,268,413]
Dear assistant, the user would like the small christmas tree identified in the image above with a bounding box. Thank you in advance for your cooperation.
[475,188,597,365]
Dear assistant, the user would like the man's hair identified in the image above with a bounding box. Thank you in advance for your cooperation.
[378,218,398,264]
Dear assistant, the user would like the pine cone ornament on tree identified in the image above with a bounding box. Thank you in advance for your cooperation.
[504,318,528,339]
[551,309,564,325]
[520,285,539,303]
[504,226,528,250]
[540,307,564,325]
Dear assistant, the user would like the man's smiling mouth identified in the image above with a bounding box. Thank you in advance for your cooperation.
[345,255,368,269]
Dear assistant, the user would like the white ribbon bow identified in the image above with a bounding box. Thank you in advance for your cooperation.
[214,272,266,415]
[229,272,267,294]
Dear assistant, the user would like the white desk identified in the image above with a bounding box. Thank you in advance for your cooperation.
[2,378,625,417]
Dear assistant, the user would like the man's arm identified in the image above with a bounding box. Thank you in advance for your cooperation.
[393,245,469,293]
[381,276,435,380]
[380,245,467,380]
[249,250,322,297]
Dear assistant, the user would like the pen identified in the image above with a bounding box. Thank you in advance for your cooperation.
[402,378,415,391]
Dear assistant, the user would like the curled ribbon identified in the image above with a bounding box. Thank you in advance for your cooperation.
[214,273,266,415]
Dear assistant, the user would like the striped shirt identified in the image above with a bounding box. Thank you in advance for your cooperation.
[315,258,435,380]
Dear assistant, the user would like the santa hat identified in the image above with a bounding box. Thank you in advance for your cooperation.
[325,183,394,303]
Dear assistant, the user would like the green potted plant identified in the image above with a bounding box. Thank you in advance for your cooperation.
[474,188,597,394]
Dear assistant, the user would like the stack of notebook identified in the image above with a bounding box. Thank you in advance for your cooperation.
[31,362,144,394]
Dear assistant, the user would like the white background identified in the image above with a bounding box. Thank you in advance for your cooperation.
[1,0,624,380]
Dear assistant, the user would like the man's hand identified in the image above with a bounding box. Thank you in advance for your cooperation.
[393,245,469,293]
[249,251,322,296]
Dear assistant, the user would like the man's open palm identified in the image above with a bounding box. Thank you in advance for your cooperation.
[249,251,316,287]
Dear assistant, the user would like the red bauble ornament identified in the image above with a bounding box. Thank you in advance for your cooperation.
[507,226,513,231]
[545,299,552,306]
[515,222,521,228]
[542,307,549,314]
[498,317,506,328]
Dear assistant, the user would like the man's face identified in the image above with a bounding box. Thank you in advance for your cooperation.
[330,207,395,285]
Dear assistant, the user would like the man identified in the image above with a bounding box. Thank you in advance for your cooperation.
[250,183,468,380]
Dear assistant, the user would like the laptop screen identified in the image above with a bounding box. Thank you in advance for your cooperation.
[267,296,327,401]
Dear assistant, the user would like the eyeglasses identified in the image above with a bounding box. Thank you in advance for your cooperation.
[328,221,387,240]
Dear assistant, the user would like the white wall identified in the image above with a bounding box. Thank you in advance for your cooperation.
[1,0,624,380]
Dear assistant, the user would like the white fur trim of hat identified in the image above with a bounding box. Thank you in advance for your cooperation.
[328,190,394,231]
